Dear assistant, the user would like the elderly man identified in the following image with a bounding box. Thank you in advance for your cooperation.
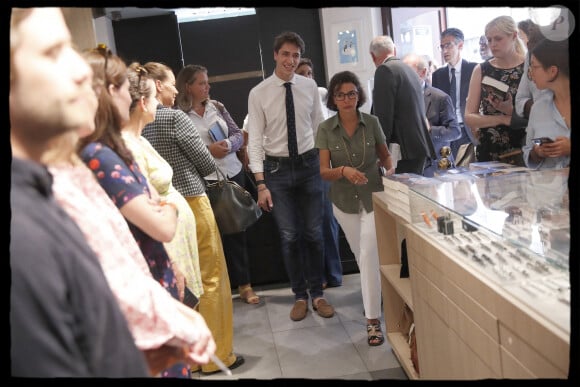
[369,35,436,175]
[403,53,461,177]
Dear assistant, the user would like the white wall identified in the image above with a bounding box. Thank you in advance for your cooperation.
[319,7,383,113]
[93,16,117,54]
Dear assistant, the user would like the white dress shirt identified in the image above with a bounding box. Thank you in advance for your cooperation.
[247,73,324,173]
[187,102,242,180]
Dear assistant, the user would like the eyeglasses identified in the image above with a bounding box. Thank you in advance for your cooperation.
[438,42,456,51]
[334,90,358,101]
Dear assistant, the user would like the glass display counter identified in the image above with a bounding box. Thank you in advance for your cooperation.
[374,166,570,379]
[408,168,570,334]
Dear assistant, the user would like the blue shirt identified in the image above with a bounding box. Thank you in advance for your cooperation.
[522,93,570,170]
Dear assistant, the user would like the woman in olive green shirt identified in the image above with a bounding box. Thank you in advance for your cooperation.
[315,71,394,346]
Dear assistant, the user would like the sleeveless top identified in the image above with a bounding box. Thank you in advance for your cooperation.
[476,60,525,163]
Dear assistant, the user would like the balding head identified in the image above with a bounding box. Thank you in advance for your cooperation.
[402,53,428,83]
[369,35,395,67]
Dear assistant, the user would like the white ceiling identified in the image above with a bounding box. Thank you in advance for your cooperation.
[103,7,255,22]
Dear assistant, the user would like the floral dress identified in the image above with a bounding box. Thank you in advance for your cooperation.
[476,60,525,163]
[81,142,189,379]
[123,133,204,299]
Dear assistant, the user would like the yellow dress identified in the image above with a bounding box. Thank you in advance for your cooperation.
[123,133,204,299]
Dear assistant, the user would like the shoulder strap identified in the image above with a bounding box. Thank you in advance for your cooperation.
[210,100,225,115]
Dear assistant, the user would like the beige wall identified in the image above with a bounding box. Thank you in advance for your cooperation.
[61,8,96,51]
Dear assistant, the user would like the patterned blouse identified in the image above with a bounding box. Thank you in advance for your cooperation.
[123,133,204,298]
[49,163,200,349]
[142,105,216,198]
[80,142,190,378]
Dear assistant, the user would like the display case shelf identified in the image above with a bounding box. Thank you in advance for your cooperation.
[374,167,570,379]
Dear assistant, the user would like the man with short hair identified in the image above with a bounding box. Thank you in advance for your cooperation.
[370,35,436,175]
[432,28,478,160]
[403,53,461,177]
[10,7,149,377]
[247,31,334,321]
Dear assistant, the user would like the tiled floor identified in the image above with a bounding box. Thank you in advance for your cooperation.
[192,273,407,380]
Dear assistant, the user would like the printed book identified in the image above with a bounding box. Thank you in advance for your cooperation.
[208,122,227,142]
[481,75,509,101]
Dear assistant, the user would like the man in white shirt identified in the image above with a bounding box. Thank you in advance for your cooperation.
[247,31,334,322]
[432,28,477,160]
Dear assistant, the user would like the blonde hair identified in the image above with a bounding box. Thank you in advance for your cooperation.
[143,61,173,83]
[485,15,526,56]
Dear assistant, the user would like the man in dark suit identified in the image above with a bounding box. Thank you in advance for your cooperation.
[403,53,461,177]
[432,28,477,160]
[370,35,436,175]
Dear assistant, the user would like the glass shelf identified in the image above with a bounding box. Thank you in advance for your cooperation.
[408,167,569,271]
[405,167,570,335]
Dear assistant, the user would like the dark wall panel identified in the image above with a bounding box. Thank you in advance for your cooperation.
[256,7,328,88]
[204,77,262,128]
[179,14,261,75]
[179,14,262,126]
[112,14,183,76]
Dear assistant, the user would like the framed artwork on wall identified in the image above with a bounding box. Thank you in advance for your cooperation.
[330,19,365,72]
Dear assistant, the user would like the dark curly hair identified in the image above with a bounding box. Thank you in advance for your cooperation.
[326,71,366,112]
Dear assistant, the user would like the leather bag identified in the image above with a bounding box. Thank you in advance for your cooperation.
[206,167,262,235]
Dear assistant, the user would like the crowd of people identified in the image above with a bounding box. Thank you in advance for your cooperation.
[11,8,570,378]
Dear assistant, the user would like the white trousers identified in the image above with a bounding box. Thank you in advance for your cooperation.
[332,203,382,320]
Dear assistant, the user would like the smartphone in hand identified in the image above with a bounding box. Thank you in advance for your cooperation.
[532,137,554,145]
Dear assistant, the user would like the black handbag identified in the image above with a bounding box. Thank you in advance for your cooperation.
[206,167,262,235]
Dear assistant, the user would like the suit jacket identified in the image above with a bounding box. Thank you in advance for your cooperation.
[423,84,461,177]
[142,105,216,197]
[372,57,436,168]
[432,59,477,143]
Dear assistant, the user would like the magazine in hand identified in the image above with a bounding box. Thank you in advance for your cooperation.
[481,75,509,101]
[209,122,227,142]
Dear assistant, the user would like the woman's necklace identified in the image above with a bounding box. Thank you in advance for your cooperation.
[340,127,366,169]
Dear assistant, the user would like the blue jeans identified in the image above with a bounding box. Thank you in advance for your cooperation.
[264,149,324,301]
[321,179,342,286]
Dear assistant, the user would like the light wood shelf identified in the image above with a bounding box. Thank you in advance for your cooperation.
[380,264,413,310]
[387,332,419,380]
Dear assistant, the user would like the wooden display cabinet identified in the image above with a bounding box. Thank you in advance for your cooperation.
[374,169,570,379]
[373,190,419,379]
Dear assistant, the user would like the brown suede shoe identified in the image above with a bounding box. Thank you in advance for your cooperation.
[290,299,308,321]
[312,298,334,318]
